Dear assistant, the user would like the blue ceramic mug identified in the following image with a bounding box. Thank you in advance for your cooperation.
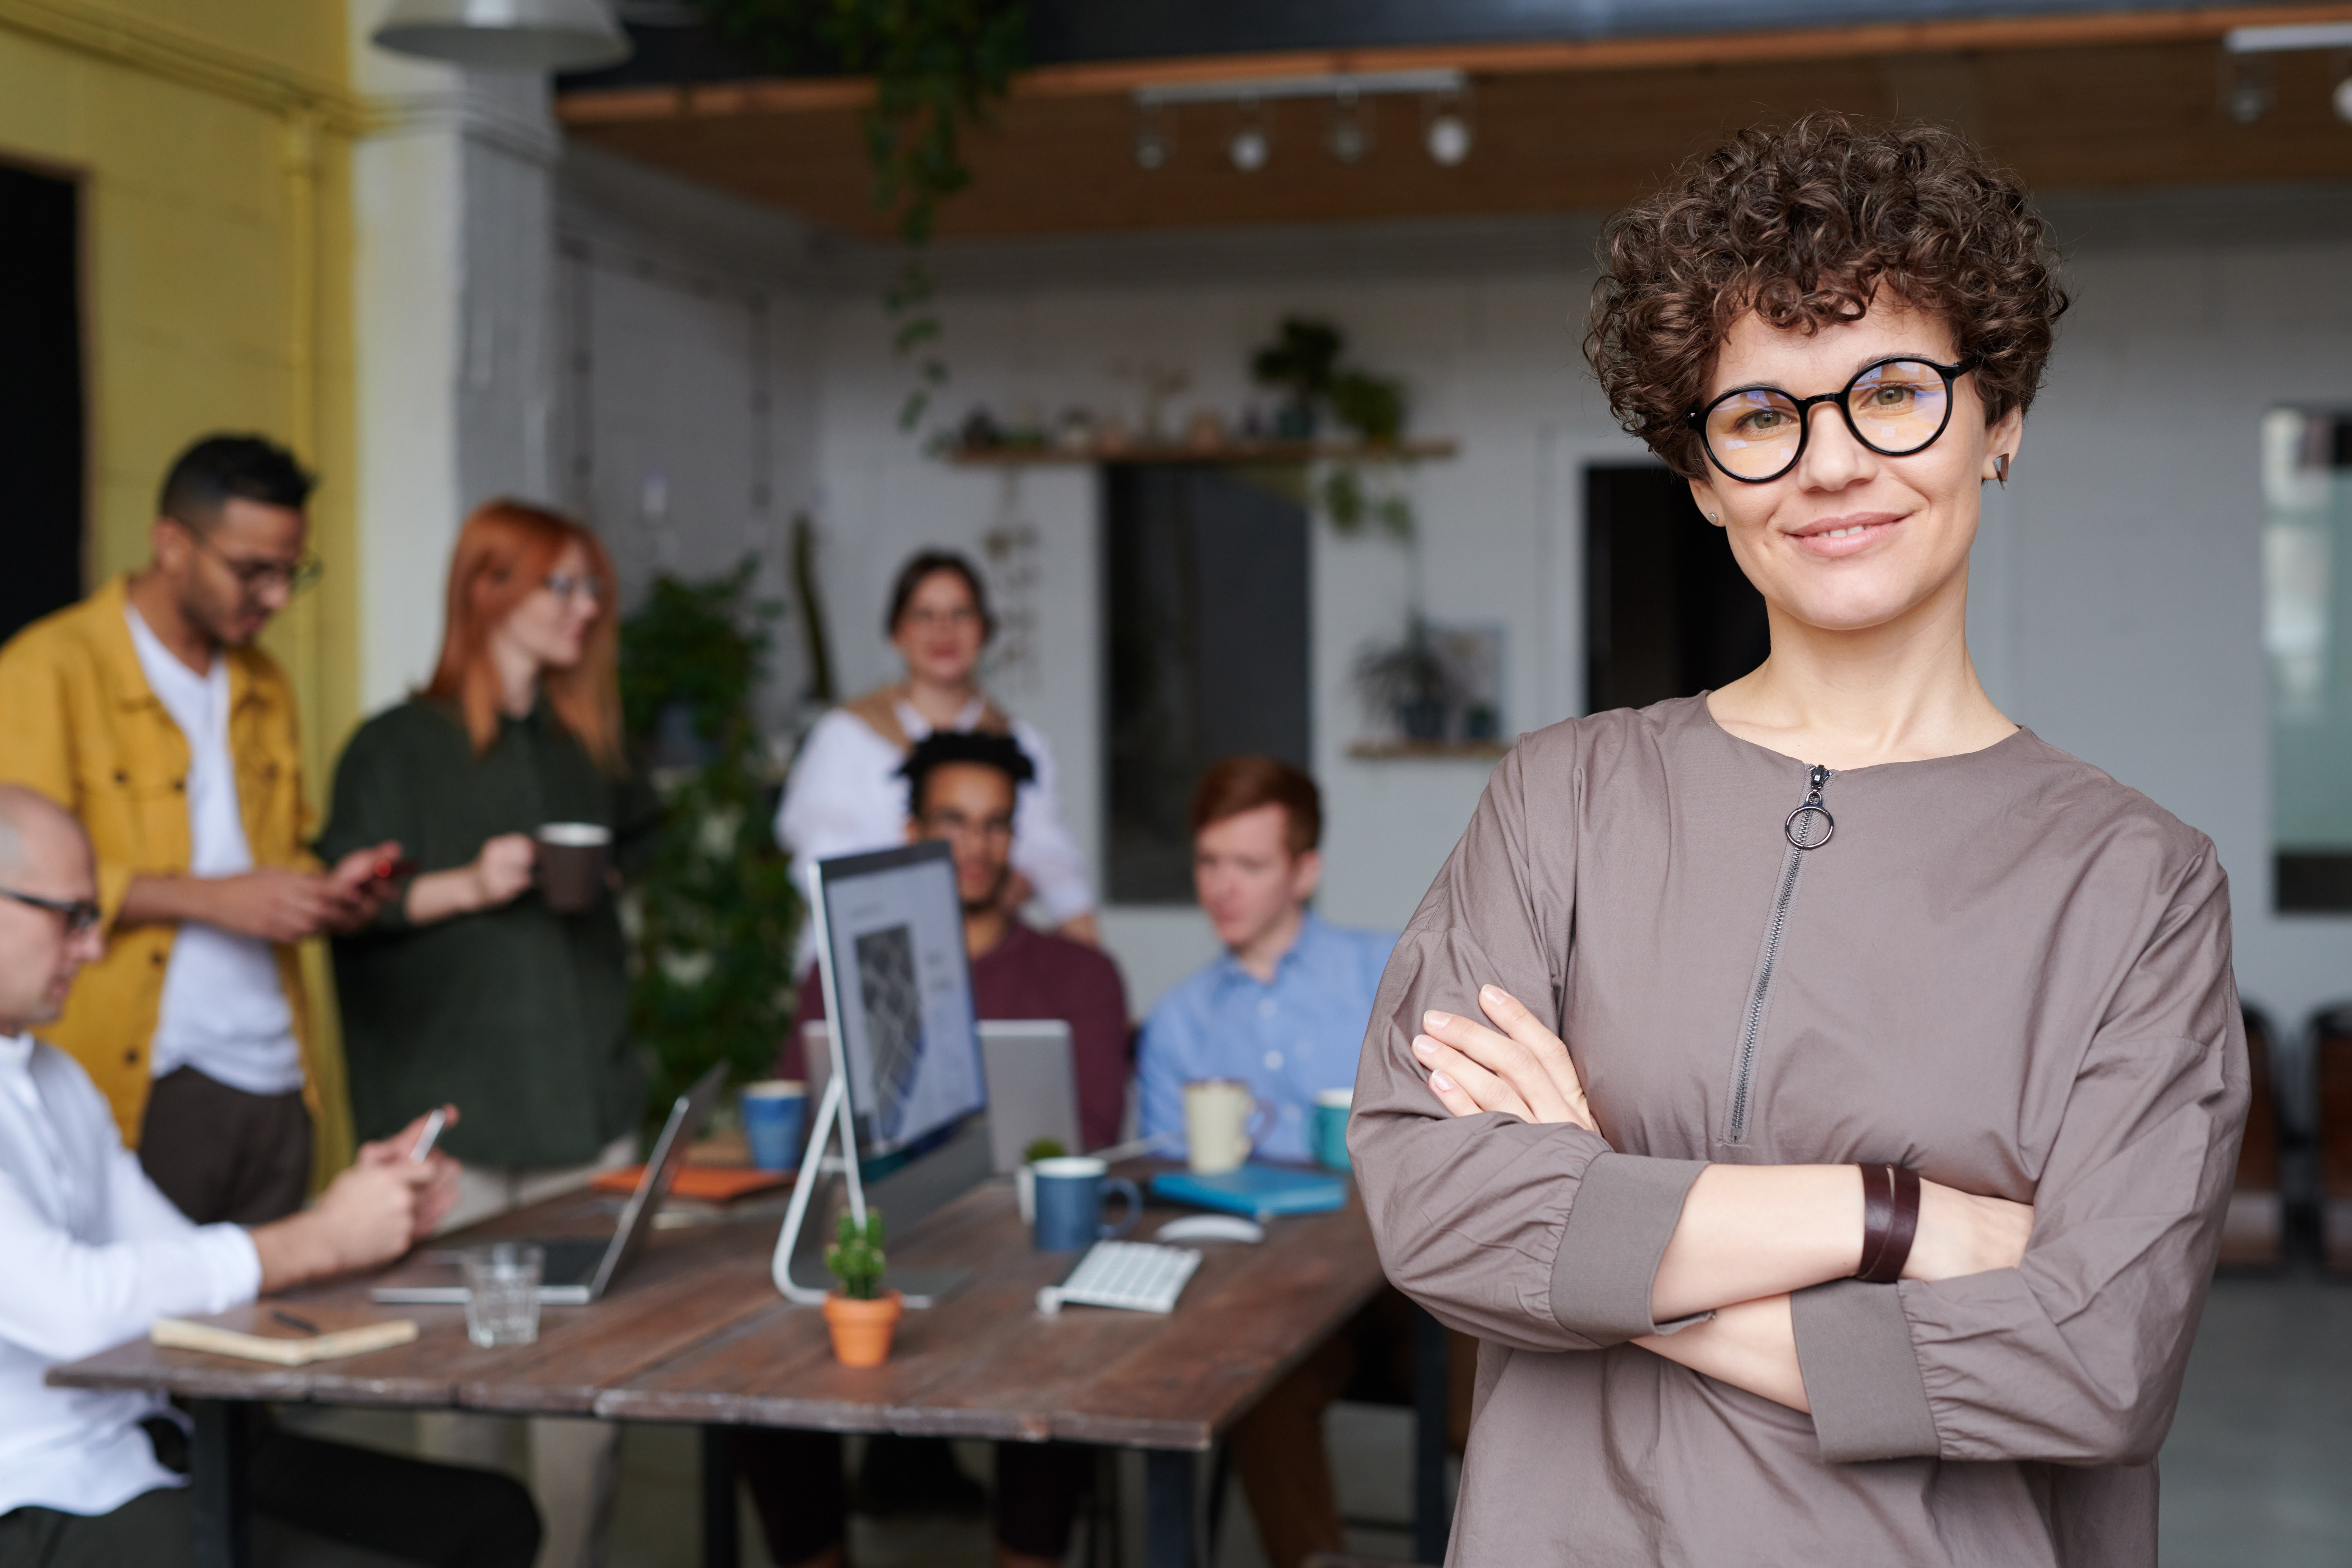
[1311,1088,1353,1171]
[1031,1156,1142,1251]
[740,1080,808,1172]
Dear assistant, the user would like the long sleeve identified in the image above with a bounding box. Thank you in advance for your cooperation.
[1007,721,1096,924]
[776,711,907,893]
[0,1085,258,1365]
[1134,1004,1194,1146]
[1349,740,1708,1353]
[1793,844,2248,1466]
[317,715,425,934]
[1062,949,1131,1151]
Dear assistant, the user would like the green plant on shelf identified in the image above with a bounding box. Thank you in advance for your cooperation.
[826,1208,889,1300]
[1247,315,1417,541]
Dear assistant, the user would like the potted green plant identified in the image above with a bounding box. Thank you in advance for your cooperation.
[1015,1137,1066,1224]
[821,1208,902,1367]
[1354,618,1461,742]
[617,559,802,1134]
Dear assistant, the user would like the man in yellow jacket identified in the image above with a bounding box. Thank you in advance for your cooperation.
[0,435,398,1225]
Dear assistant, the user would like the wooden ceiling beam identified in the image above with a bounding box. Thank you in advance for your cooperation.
[558,2,2352,126]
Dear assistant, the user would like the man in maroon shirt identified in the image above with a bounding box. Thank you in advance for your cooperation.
[745,730,1129,1568]
[780,730,1129,1151]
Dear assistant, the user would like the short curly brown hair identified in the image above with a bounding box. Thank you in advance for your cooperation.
[1584,113,2067,479]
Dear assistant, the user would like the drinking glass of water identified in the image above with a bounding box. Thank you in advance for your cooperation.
[462,1242,544,1348]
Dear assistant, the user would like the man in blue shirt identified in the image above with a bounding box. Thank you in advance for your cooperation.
[1138,757,1432,1568]
[1137,759,1395,1163]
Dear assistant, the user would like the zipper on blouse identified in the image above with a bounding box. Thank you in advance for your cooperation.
[1725,763,1836,1145]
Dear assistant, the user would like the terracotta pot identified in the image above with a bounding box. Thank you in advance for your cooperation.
[822,1290,904,1367]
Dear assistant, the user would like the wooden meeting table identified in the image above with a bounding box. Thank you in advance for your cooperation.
[46,1163,1452,1568]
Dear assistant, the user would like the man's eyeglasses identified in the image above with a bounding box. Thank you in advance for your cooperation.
[0,886,102,936]
[1686,356,1980,484]
[918,811,1014,843]
[166,516,324,597]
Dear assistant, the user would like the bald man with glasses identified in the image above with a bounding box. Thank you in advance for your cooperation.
[0,785,541,1568]
[0,434,400,1226]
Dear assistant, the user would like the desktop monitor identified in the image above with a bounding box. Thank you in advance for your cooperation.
[809,840,987,1161]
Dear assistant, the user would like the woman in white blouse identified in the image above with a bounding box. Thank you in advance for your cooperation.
[776,550,1098,943]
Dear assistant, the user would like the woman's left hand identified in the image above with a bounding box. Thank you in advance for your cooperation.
[1412,985,1598,1134]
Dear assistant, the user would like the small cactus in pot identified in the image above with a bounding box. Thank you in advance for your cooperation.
[820,1209,902,1366]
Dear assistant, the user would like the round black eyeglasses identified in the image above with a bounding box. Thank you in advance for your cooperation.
[1686,356,1979,484]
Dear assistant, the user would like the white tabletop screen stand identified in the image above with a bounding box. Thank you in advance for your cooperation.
[771,842,982,1310]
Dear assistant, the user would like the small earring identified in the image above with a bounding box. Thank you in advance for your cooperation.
[1994,454,2011,487]
[1705,511,1720,524]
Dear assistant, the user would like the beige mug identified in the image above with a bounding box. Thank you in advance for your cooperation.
[1182,1078,1275,1175]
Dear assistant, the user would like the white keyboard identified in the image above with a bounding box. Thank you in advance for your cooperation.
[1036,1241,1202,1316]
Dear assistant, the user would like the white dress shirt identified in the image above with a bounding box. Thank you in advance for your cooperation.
[0,1031,261,1517]
[775,696,1096,952]
[123,604,303,1097]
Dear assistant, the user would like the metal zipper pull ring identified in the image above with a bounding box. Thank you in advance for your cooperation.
[1784,763,1835,850]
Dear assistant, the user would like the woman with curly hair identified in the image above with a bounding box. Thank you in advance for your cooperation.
[1350,114,2245,1565]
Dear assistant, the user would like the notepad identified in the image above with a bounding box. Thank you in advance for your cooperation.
[1149,1164,1348,1220]
[151,1306,419,1366]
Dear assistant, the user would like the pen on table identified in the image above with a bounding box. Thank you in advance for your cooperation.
[410,1107,447,1163]
[271,1308,321,1336]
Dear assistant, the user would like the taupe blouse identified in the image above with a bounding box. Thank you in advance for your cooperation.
[1350,696,2246,1567]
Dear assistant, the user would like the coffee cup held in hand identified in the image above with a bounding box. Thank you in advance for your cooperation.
[535,823,612,913]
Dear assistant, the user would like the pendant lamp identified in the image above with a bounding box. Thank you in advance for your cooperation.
[372,0,633,72]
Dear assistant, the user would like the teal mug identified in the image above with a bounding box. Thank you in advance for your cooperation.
[1311,1088,1353,1171]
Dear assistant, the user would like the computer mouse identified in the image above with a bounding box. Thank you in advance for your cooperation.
[1156,1214,1264,1245]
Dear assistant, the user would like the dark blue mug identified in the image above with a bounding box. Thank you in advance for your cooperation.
[1031,1157,1142,1251]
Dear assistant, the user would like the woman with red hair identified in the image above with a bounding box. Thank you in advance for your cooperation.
[319,499,654,1204]
[318,500,656,1568]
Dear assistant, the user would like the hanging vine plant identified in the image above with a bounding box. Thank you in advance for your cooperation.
[704,0,1028,429]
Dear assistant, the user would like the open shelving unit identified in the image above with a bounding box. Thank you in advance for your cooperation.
[942,437,1458,468]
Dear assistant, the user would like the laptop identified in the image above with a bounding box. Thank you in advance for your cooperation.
[978,1019,1082,1173]
[371,1062,728,1307]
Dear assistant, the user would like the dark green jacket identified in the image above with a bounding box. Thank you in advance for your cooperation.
[318,699,659,1168]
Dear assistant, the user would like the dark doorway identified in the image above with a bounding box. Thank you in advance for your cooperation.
[0,162,84,644]
[1585,463,1769,713]
[1103,465,1311,904]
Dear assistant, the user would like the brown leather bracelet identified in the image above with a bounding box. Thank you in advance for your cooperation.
[1855,1163,1893,1281]
[1857,1164,1921,1285]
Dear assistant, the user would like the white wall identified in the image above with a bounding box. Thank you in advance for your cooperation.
[348,3,564,708]
[550,145,829,731]
[551,153,2352,1029]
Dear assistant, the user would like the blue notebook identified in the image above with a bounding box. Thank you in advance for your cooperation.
[1150,1164,1348,1220]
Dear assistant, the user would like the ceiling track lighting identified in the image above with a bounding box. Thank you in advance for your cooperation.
[1424,87,1474,167]
[1130,69,1473,173]
[1133,102,1173,170]
[1327,89,1372,165]
[2221,54,2274,123]
[1229,100,1271,173]
[2224,22,2352,125]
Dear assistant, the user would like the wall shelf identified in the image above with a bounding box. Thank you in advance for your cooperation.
[1347,739,1510,761]
[944,437,1458,468]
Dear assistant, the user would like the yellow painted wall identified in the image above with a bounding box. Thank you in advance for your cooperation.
[0,0,363,1176]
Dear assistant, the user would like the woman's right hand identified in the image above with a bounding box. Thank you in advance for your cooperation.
[1905,1180,2035,1281]
[469,833,536,909]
